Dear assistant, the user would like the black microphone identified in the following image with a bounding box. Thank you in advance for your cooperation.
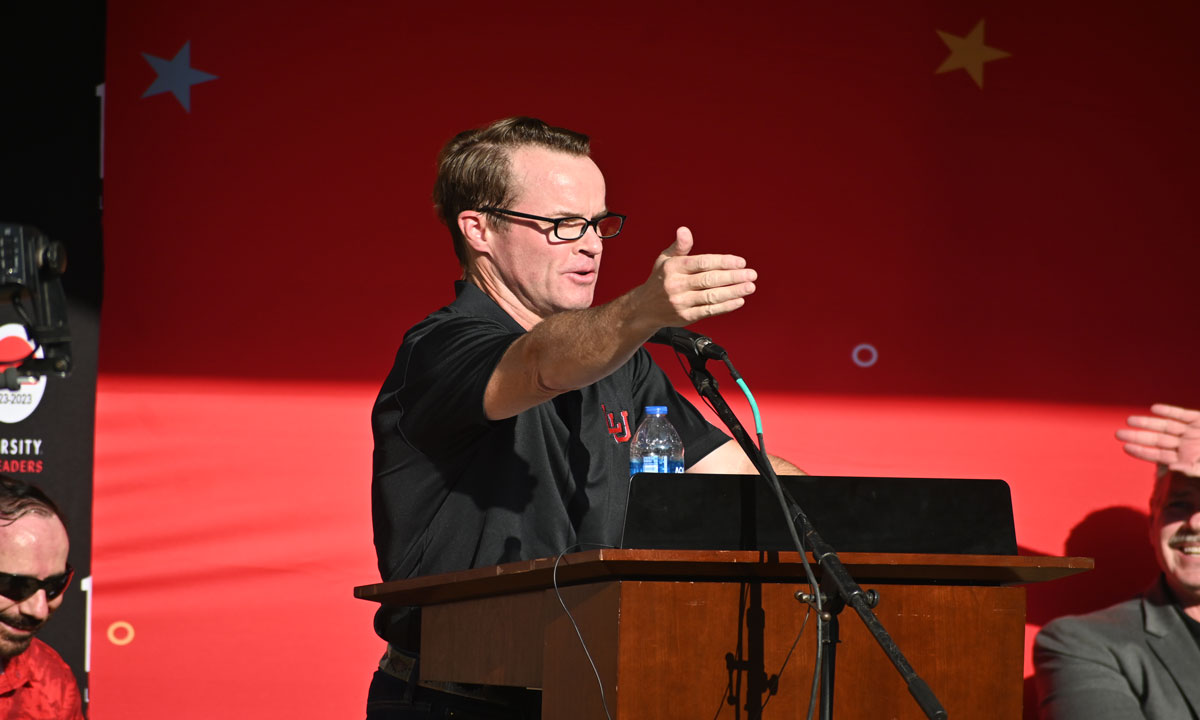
[648,327,729,361]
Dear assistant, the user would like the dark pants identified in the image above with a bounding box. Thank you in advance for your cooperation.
[365,670,541,720]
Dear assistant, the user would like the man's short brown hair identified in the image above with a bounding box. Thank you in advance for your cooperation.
[433,117,590,268]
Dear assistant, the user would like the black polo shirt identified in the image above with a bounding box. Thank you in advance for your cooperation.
[371,281,730,647]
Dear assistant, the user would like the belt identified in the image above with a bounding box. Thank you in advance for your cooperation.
[379,644,526,706]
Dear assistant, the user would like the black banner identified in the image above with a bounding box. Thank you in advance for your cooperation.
[0,4,105,710]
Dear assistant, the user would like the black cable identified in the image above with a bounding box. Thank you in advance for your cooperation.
[760,605,813,714]
[757,428,822,720]
[722,353,824,720]
[552,543,616,720]
[754,430,822,720]
[668,345,825,719]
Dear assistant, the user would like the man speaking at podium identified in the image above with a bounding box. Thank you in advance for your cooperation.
[368,117,800,718]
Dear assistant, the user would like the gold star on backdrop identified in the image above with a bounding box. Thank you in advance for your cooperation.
[935,19,1010,89]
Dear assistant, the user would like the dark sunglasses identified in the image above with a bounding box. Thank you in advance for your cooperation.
[0,564,74,603]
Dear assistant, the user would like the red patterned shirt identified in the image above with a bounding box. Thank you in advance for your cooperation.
[0,638,84,719]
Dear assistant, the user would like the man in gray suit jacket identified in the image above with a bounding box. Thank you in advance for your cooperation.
[1034,403,1200,719]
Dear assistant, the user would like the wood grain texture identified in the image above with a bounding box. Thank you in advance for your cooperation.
[605,581,1023,719]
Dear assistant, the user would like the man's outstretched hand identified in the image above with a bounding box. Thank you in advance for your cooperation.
[640,226,758,328]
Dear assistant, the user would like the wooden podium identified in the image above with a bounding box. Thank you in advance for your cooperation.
[355,549,1091,719]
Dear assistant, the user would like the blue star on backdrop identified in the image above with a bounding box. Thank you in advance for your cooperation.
[141,41,217,112]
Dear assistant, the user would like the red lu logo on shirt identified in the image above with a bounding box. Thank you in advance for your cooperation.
[602,404,631,443]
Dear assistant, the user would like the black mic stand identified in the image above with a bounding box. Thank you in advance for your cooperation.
[680,352,947,720]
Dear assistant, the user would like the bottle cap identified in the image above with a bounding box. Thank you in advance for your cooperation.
[644,406,668,415]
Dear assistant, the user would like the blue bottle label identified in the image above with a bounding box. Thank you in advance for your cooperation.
[631,456,685,475]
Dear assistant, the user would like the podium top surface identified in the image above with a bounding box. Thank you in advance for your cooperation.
[354,549,1093,607]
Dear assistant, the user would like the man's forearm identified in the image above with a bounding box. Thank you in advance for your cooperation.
[481,228,758,421]
[485,291,658,420]
[523,291,658,396]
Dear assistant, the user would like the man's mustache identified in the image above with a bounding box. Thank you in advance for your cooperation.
[1167,533,1200,548]
[0,612,44,632]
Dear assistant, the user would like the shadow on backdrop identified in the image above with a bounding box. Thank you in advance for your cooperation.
[1025,505,1156,626]
[1021,505,1157,719]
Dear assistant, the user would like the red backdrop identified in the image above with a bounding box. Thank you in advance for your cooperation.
[94,2,1199,717]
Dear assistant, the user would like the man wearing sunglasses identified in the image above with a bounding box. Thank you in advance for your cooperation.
[368,117,800,718]
[0,475,82,719]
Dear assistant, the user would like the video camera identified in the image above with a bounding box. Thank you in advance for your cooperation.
[0,224,71,391]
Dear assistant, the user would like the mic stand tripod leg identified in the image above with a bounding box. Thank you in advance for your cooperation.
[817,577,845,720]
[821,611,839,720]
[797,581,844,720]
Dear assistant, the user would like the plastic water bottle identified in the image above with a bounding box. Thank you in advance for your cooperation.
[629,405,685,475]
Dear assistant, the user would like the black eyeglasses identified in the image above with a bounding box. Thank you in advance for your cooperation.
[0,564,74,603]
[478,207,626,241]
